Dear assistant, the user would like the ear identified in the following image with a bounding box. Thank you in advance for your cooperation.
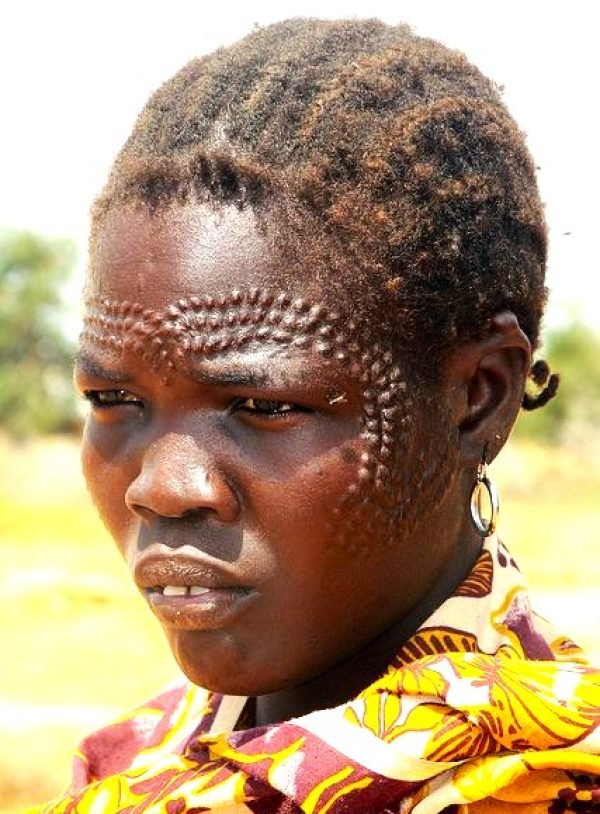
[444,312,532,466]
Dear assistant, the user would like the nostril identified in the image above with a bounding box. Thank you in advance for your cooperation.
[127,503,159,524]
[128,500,239,525]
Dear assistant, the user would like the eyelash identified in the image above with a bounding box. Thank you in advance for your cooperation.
[231,397,308,419]
[83,389,142,408]
[82,390,308,419]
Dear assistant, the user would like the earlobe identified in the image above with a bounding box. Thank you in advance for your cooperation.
[450,312,532,466]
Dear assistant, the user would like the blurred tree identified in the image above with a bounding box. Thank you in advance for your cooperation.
[0,230,79,437]
[515,320,600,445]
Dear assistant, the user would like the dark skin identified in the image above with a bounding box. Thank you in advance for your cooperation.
[75,203,531,727]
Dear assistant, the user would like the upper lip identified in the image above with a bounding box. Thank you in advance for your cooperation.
[134,547,247,591]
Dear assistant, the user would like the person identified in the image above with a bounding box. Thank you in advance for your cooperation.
[31,18,600,814]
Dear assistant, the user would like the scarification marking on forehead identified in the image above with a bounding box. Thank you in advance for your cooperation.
[82,288,414,548]
[82,290,353,371]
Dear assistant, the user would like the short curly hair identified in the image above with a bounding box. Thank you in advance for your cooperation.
[92,18,556,406]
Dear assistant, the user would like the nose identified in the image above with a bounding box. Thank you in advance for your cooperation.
[125,432,240,524]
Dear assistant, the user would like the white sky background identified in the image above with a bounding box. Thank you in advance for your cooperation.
[1,0,597,333]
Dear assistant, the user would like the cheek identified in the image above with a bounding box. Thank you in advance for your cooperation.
[258,437,364,557]
[331,376,460,551]
[81,424,132,552]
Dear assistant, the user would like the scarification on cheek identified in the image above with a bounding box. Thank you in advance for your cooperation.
[82,289,419,550]
[332,346,416,551]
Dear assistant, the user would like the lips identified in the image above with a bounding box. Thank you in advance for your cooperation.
[134,548,256,631]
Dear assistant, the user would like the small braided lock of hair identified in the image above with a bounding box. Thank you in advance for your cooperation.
[522,359,560,411]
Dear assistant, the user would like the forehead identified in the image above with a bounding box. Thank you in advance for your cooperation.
[90,204,319,307]
[85,203,407,385]
[84,204,375,379]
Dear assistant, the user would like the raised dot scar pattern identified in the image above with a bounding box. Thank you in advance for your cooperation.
[82,290,349,370]
[82,288,412,549]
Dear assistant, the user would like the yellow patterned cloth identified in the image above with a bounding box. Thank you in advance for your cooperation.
[29,538,600,813]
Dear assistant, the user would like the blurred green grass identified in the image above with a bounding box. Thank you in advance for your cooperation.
[0,435,598,812]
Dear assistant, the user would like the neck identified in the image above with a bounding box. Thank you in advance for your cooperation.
[254,523,483,727]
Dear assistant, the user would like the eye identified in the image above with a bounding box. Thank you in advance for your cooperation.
[83,389,143,409]
[232,397,308,419]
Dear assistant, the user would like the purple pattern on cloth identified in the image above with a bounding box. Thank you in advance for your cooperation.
[504,594,556,661]
[227,722,419,814]
[75,685,189,783]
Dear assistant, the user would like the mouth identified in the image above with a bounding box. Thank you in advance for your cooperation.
[134,550,256,631]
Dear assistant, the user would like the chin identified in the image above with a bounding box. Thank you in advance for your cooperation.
[166,627,293,697]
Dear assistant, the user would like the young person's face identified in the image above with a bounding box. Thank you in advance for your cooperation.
[75,203,461,696]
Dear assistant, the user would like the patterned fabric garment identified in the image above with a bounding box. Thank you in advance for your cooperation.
[29,537,600,814]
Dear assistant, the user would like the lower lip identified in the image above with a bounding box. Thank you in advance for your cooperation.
[146,587,255,630]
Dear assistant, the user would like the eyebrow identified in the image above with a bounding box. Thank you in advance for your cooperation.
[75,350,291,389]
[74,339,322,392]
[73,351,132,384]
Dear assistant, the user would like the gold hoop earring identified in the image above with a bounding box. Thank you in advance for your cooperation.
[469,447,500,537]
